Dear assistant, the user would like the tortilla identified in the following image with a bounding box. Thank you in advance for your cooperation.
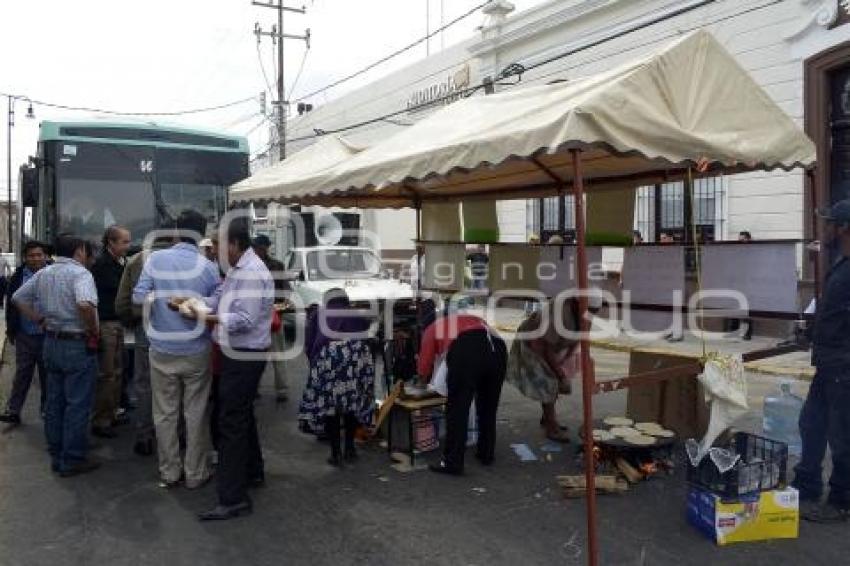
[624,434,657,446]
[634,422,663,433]
[603,416,634,427]
[592,429,615,442]
[610,426,641,438]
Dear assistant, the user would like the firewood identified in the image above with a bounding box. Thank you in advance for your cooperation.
[615,458,644,483]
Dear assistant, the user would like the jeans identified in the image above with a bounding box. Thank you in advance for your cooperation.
[6,332,46,416]
[792,368,850,508]
[42,337,97,472]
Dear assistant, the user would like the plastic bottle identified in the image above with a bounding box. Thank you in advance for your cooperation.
[763,382,803,457]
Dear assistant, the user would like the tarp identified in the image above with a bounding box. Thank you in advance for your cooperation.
[229,135,364,204]
[231,30,816,209]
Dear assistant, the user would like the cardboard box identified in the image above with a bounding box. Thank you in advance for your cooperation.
[686,486,799,545]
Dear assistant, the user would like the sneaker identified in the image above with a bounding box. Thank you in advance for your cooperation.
[0,412,21,425]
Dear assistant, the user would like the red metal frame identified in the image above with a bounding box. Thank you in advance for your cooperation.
[571,149,599,566]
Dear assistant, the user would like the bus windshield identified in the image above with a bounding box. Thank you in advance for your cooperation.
[58,178,156,244]
[159,183,227,227]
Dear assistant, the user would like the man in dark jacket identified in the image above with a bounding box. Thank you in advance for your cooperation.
[794,199,850,523]
[0,240,49,424]
[90,225,130,438]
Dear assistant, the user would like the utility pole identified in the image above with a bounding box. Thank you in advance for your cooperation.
[253,1,309,161]
[6,96,11,253]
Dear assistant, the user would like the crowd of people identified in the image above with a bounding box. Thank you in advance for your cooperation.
[0,212,540,521]
[2,199,849,525]
[0,213,277,520]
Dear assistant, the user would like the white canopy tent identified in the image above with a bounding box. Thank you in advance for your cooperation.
[230,135,364,205]
[229,30,815,209]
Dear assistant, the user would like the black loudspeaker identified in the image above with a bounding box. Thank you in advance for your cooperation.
[335,212,360,246]
[299,212,317,247]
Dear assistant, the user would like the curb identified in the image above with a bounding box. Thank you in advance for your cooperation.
[495,327,815,381]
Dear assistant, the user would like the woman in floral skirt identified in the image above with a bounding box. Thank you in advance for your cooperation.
[298,291,375,466]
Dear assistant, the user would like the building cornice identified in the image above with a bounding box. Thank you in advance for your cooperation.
[783,0,850,60]
[470,0,624,57]
[784,0,841,43]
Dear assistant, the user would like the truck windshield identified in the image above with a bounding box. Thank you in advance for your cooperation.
[306,249,381,281]
[57,177,156,245]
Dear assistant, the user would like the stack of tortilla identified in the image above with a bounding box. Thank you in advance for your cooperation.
[591,417,675,446]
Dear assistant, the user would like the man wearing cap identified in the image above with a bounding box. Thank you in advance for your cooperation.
[252,235,289,402]
[200,238,216,263]
[794,199,850,523]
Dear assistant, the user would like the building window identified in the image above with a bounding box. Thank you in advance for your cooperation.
[634,177,725,243]
[527,195,576,242]
[528,178,727,244]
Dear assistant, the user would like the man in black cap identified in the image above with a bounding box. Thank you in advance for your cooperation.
[794,199,850,523]
[251,235,289,402]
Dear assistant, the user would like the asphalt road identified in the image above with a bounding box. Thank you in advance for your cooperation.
[0,328,843,566]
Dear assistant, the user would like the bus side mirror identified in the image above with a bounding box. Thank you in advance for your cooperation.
[20,167,38,207]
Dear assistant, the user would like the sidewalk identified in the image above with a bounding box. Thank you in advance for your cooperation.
[481,306,815,381]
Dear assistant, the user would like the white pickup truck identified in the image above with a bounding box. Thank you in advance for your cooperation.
[281,246,414,322]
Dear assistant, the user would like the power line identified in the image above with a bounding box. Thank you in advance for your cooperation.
[243,114,270,137]
[0,91,258,117]
[256,40,275,97]
[287,46,311,100]
[285,0,783,145]
[292,1,488,103]
[253,2,310,162]
[522,0,785,86]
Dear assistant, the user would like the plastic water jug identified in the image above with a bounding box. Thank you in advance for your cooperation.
[763,382,803,457]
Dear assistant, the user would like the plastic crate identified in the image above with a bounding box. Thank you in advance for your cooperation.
[686,432,788,499]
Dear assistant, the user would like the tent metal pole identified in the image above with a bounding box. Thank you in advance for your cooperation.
[571,148,598,566]
[415,198,422,292]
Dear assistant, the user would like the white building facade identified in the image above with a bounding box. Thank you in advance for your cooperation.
[281,0,850,265]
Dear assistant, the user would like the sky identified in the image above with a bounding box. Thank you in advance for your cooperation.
[0,0,546,197]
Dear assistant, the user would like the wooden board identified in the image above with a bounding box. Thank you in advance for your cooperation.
[557,475,629,497]
[372,381,403,435]
[625,350,709,439]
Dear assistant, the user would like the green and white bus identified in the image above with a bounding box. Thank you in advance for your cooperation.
[20,121,249,248]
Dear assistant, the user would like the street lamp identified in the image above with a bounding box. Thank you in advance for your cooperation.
[6,94,35,255]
